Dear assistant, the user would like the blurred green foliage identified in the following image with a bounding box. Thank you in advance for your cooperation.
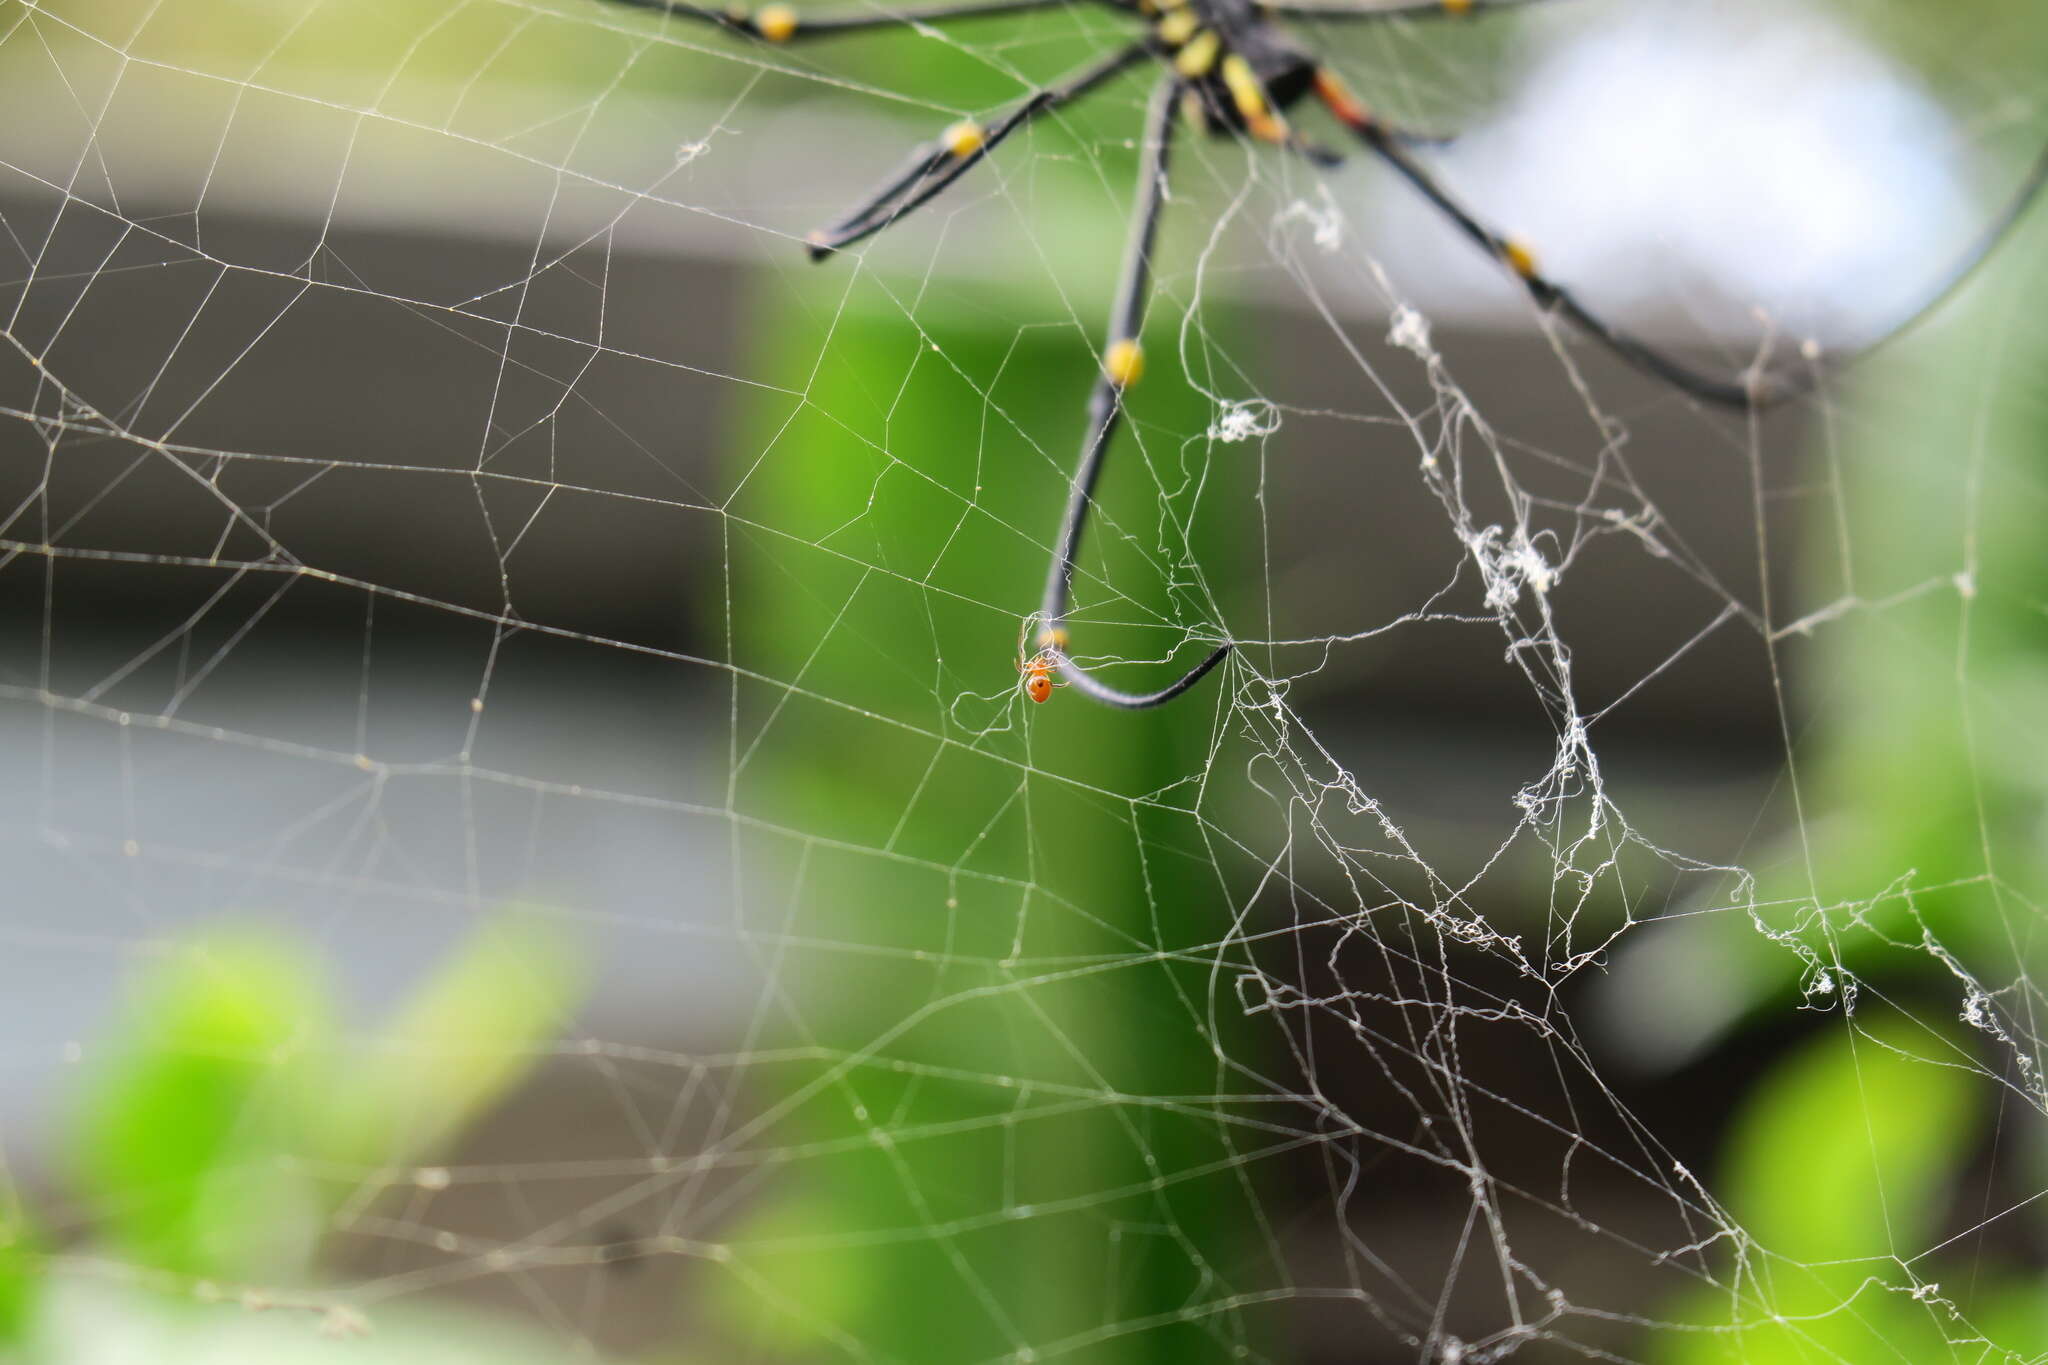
[70,938,332,1283]
[15,917,581,1357]
[712,259,1263,1358]
[0,1220,31,1348]
[1660,1015,1998,1363]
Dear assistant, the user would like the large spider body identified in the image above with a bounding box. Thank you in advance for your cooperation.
[606,0,2048,709]
[1166,0,1319,138]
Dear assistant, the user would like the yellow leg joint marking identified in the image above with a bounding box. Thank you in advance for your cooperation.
[1173,30,1221,79]
[1155,9,1199,45]
[1442,0,1473,14]
[1103,338,1145,389]
[754,2,798,40]
[1180,89,1207,128]
[1221,55,1268,117]
[943,119,986,158]
[1502,238,1539,279]
[1220,54,1284,140]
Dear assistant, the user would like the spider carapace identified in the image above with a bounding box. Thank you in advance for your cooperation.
[606,0,2048,710]
[1156,0,1320,143]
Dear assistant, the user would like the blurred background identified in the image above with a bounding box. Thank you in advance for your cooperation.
[2,0,2047,1359]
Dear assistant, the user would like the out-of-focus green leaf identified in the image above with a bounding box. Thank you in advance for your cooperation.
[1658,1013,1978,1365]
[1970,1274,2048,1363]
[1724,1017,1974,1261]
[0,1209,38,1344]
[68,935,329,1280]
[61,914,583,1297]
[321,916,584,1171]
[710,1183,875,1356]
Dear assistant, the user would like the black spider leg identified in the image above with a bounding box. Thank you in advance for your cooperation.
[1039,76,1233,710]
[603,0,1097,42]
[1260,0,1557,24]
[1317,71,2048,408]
[1867,134,2048,355]
[1314,71,1765,406]
[806,43,1152,258]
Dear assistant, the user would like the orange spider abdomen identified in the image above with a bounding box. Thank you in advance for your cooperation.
[1024,669,1054,703]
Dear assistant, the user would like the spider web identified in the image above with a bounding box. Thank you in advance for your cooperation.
[4,0,2048,1360]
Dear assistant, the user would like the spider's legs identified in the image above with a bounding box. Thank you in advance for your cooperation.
[1313,70,1768,406]
[1887,136,2048,345]
[807,43,1152,258]
[1315,69,2048,407]
[1039,75,1232,710]
[604,0,1106,43]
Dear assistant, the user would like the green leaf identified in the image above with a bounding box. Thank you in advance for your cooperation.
[68,934,328,1280]
[1657,1013,1979,1365]
[320,914,584,1171]
[1726,1018,1976,1263]
[0,1209,39,1344]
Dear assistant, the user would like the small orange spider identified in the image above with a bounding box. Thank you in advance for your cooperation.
[1015,620,1069,704]
[1018,650,1061,704]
